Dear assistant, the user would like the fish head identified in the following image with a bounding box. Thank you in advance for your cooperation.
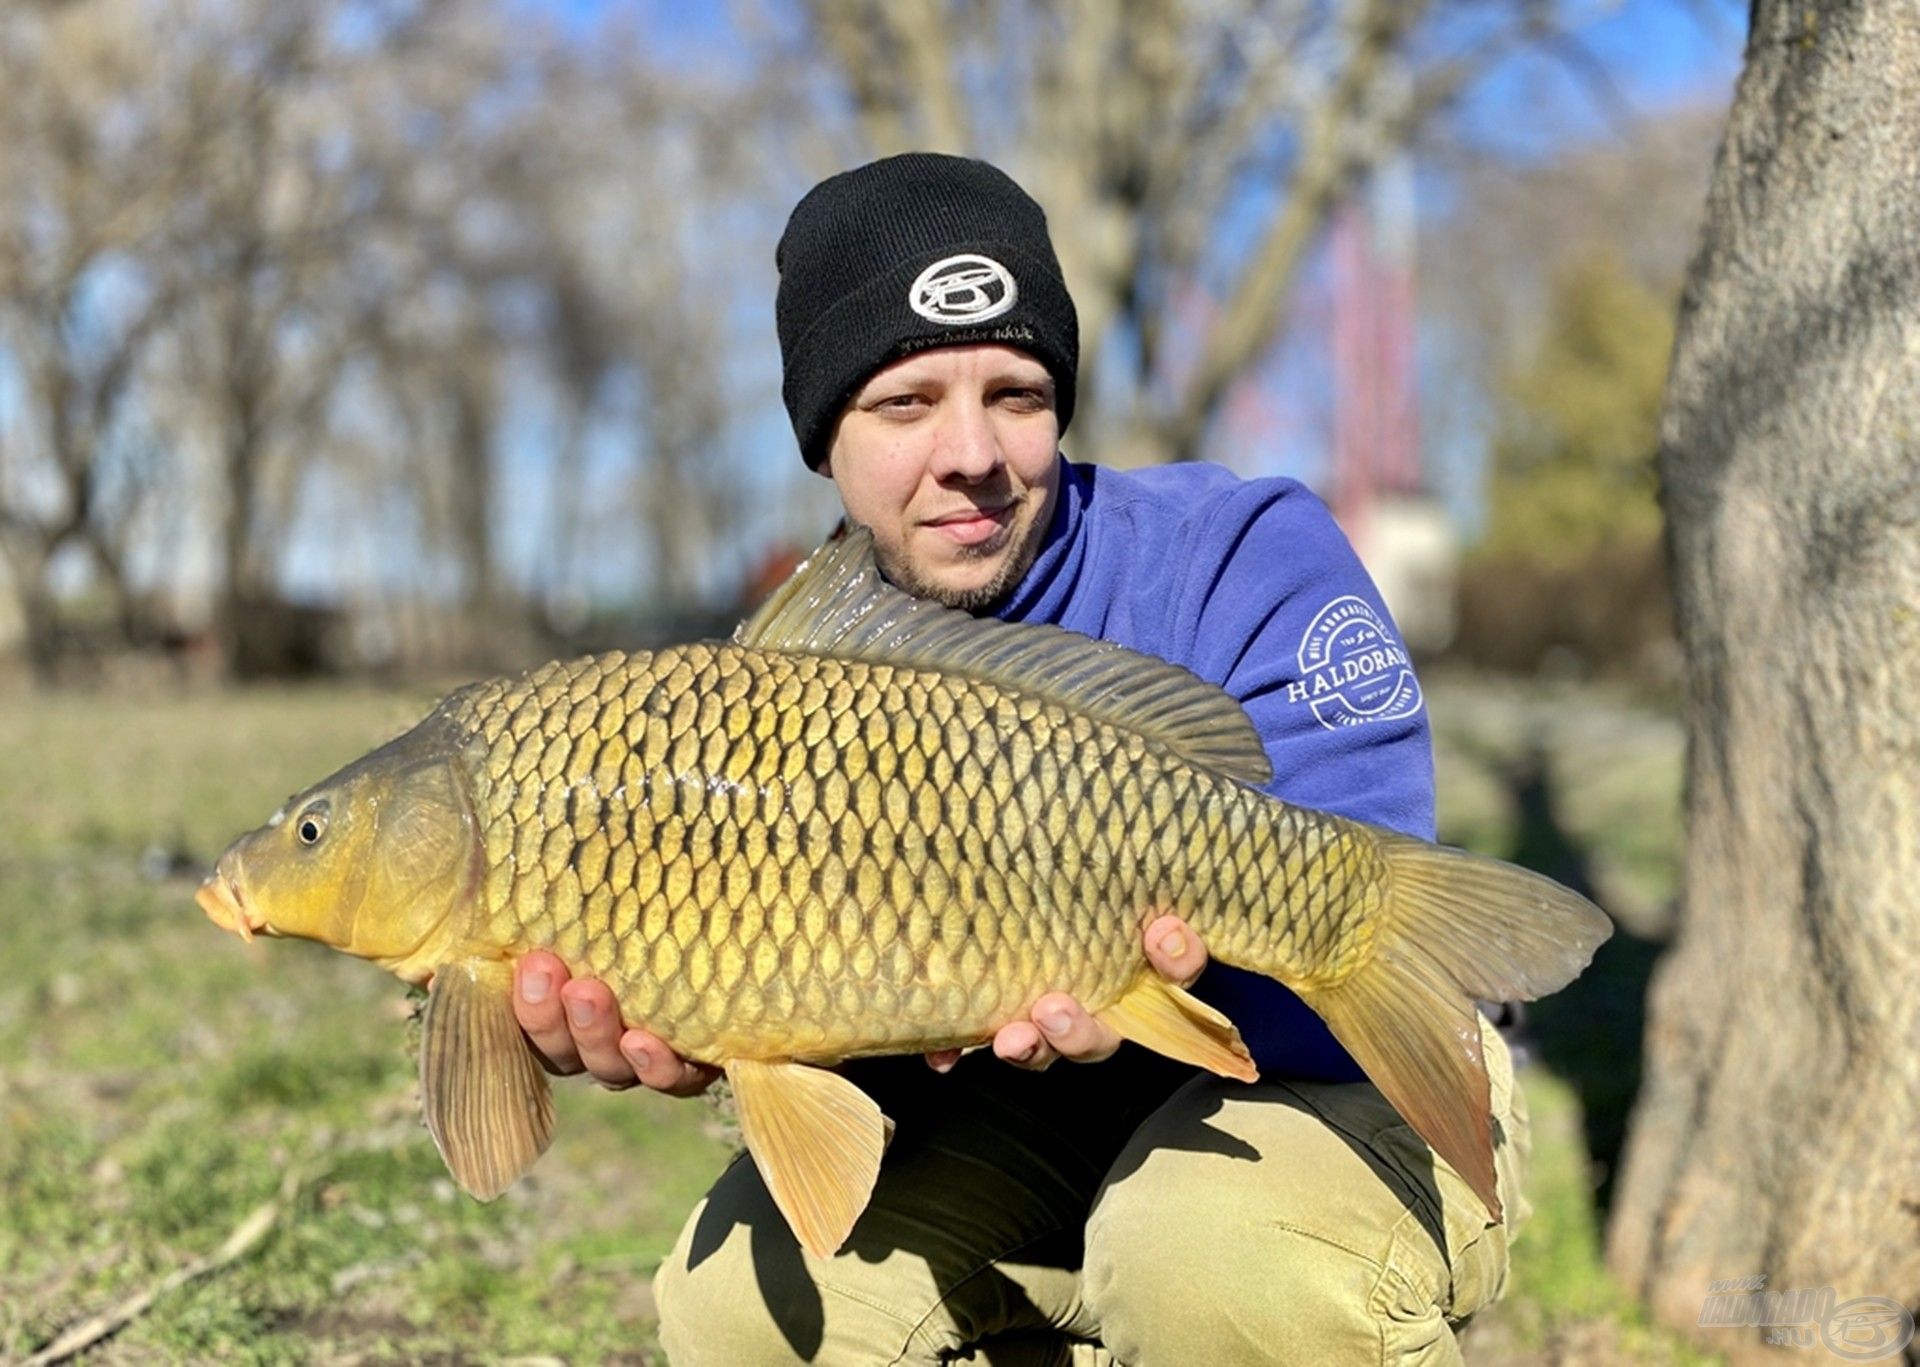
[197,720,481,980]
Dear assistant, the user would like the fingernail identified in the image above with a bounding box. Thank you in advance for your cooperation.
[626,1046,652,1074]
[1159,932,1187,960]
[522,970,550,1004]
[1041,1010,1072,1035]
[567,998,595,1028]
[1013,1042,1039,1063]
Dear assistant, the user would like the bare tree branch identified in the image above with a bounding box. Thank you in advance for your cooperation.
[1163,0,1429,460]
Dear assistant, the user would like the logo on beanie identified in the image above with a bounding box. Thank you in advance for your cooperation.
[909,254,1019,325]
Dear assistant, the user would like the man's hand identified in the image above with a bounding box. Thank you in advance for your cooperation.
[512,951,719,1098]
[924,914,1208,1074]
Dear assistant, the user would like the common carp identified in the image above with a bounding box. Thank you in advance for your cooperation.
[197,527,1610,1257]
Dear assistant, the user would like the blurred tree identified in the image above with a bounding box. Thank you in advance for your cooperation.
[0,0,202,678]
[254,4,756,661]
[771,0,1647,467]
[506,57,748,614]
[159,3,374,676]
[1477,249,1672,565]
[1606,0,1920,1352]
[0,0,756,680]
[1421,107,1722,676]
[0,0,1729,681]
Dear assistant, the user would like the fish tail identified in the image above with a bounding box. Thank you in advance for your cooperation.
[1292,834,1612,1222]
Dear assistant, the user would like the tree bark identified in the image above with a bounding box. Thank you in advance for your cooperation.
[1607,1,1920,1359]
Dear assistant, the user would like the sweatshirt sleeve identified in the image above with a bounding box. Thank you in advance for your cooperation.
[1169,477,1434,836]
[1164,477,1436,1078]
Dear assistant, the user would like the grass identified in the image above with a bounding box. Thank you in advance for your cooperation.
[0,677,1709,1362]
[1,685,731,1364]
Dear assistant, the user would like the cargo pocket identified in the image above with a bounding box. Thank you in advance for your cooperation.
[1367,1119,1514,1322]
[1365,1025,1527,1323]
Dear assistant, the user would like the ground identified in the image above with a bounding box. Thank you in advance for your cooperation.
[0,673,1713,1364]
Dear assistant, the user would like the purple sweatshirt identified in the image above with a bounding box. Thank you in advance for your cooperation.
[997,457,1435,1081]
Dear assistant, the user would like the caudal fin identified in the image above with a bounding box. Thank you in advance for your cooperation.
[1298,836,1612,1223]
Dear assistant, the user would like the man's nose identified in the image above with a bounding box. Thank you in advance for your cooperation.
[929,401,1002,482]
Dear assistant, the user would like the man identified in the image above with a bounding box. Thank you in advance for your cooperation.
[512,153,1529,1365]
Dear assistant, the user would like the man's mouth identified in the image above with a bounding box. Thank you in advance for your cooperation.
[196,867,261,942]
[925,503,1013,546]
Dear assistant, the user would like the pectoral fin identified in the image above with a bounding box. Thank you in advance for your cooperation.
[421,959,555,1201]
[1095,974,1258,1082]
[726,1059,889,1260]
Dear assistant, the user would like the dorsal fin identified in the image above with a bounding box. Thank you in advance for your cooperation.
[733,525,1273,786]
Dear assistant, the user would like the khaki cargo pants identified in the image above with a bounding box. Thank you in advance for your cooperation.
[655,1018,1530,1366]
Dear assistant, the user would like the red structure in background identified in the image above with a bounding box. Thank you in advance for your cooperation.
[1324,167,1460,656]
[1329,176,1422,535]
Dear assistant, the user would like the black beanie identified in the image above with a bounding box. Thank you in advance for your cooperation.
[776,153,1079,469]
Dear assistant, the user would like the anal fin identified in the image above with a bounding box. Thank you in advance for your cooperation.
[1095,975,1258,1082]
[421,959,555,1201]
[727,1059,889,1260]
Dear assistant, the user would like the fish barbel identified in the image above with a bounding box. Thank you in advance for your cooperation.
[197,527,1610,1257]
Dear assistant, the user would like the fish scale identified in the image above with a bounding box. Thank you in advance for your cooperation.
[441,642,1349,1062]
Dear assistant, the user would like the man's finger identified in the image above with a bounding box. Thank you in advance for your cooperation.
[1030,993,1122,1064]
[558,977,637,1089]
[1143,913,1208,988]
[619,1028,721,1098]
[992,1019,1057,1070]
[514,951,583,1076]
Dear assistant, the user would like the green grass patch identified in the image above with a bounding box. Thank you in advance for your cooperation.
[0,685,728,1363]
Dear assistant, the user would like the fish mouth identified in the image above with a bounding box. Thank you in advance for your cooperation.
[196,867,260,943]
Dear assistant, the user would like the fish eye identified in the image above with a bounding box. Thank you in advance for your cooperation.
[295,803,330,846]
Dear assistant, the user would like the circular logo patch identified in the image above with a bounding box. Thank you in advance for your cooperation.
[1288,595,1423,731]
[909,254,1019,325]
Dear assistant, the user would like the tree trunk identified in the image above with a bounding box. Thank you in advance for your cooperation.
[1606,2,1920,1360]
[451,381,506,666]
[216,415,261,678]
[1,543,62,686]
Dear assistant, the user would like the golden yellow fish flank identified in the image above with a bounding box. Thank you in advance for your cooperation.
[196,528,1612,1258]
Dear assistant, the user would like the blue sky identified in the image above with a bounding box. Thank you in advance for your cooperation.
[1454,0,1744,155]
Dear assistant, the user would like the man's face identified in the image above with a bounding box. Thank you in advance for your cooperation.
[821,344,1060,612]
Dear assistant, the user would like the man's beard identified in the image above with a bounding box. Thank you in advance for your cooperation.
[873,516,1039,614]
